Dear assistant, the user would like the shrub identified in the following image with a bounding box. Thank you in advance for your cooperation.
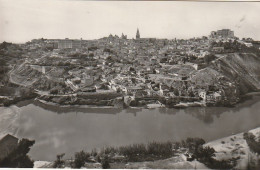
[53,153,65,168]
[91,148,98,157]
[147,141,172,157]
[117,141,175,162]
[196,146,215,160]
[50,88,58,95]
[206,159,234,169]
[185,137,206,154]
[243,132,260,154]
[118,144,144,161]
[73,150,90,168]
[173,142,181,150]
[96,155,101,163]
[180,137,235,169]
[101,155,110,169]
[194,146,234,169]
[101,147,118,156]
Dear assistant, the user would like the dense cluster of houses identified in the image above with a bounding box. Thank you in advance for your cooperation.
[15,28,256,107]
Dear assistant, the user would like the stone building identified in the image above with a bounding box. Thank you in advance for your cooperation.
[58,38,82,49]
[210,29,234,39]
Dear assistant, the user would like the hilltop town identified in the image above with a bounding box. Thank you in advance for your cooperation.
[1,29,260,108]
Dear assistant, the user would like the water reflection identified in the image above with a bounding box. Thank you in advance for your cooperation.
[13,94,260,161]
[157,94,260,124]
[125,108,143,116]
[31,100,122,115]
[15,93,260,124]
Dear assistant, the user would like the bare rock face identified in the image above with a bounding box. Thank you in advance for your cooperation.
[0,135,35,168]
[0,134,18,161]
[190,53,260,105]
[210,53,260,94]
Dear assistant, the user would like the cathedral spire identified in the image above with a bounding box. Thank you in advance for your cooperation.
[136,28,140,39]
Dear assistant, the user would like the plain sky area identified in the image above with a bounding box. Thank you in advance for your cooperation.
[0,0,260,43]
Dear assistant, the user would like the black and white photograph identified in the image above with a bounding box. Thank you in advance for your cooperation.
[0,0,260,169]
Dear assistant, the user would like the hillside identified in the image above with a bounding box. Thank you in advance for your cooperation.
[189,53,260,105]
[210,53,260,94]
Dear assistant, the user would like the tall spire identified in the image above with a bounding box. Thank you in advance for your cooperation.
[136,28,140,39]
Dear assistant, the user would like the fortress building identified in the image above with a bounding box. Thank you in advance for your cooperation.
[58,38,82,49]
[210,29,234,39]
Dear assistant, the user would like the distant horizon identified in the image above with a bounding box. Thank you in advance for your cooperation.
[0,27,252,44]
[1,0,260,43]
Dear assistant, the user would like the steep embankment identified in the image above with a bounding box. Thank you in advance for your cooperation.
[190,53,260,105]
[205,127,260,170]
[10,63,42,87]
[211,53,260,94]
[191,66,239,106]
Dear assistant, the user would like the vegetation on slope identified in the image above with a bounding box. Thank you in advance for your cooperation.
[51,138,234,169]
[243,132,260,154]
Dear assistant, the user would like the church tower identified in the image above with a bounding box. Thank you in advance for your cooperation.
[136,28,140,39]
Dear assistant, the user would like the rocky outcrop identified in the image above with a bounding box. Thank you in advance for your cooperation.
[190,53,260,106]
[210,53,260,94]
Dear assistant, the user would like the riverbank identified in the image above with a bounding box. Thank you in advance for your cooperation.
[1,84,260,109]
[0,86,37,107]
[31,96,231,110]
[1,91,260,163]
[205,127,260,169]
[33,127,260,169]
[26,89,260,109]
[1,101,260,168]
[35,99,117,109]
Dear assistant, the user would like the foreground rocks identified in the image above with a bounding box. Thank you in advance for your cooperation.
[0,134,35,168]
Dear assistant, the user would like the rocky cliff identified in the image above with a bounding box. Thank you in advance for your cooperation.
[190,53,260,105]
[210,53,260,95]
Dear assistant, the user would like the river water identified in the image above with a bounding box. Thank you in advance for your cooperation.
[1,94,260,161]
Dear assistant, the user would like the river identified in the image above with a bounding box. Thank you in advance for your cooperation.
[0,94,260,161]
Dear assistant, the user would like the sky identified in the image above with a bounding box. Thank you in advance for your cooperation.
[0,0,260,43]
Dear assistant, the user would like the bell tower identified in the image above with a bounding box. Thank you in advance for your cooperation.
[136,28,140,39]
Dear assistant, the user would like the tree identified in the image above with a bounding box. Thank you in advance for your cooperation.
[53,153,65,168]
[101,155,110,169]
[73,150,89,168]
[185,138,206,155]
[196,146,215,160]
[96,155,101,163]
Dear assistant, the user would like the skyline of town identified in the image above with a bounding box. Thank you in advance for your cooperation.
[0,27,256,44]
[1,0,260,43]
